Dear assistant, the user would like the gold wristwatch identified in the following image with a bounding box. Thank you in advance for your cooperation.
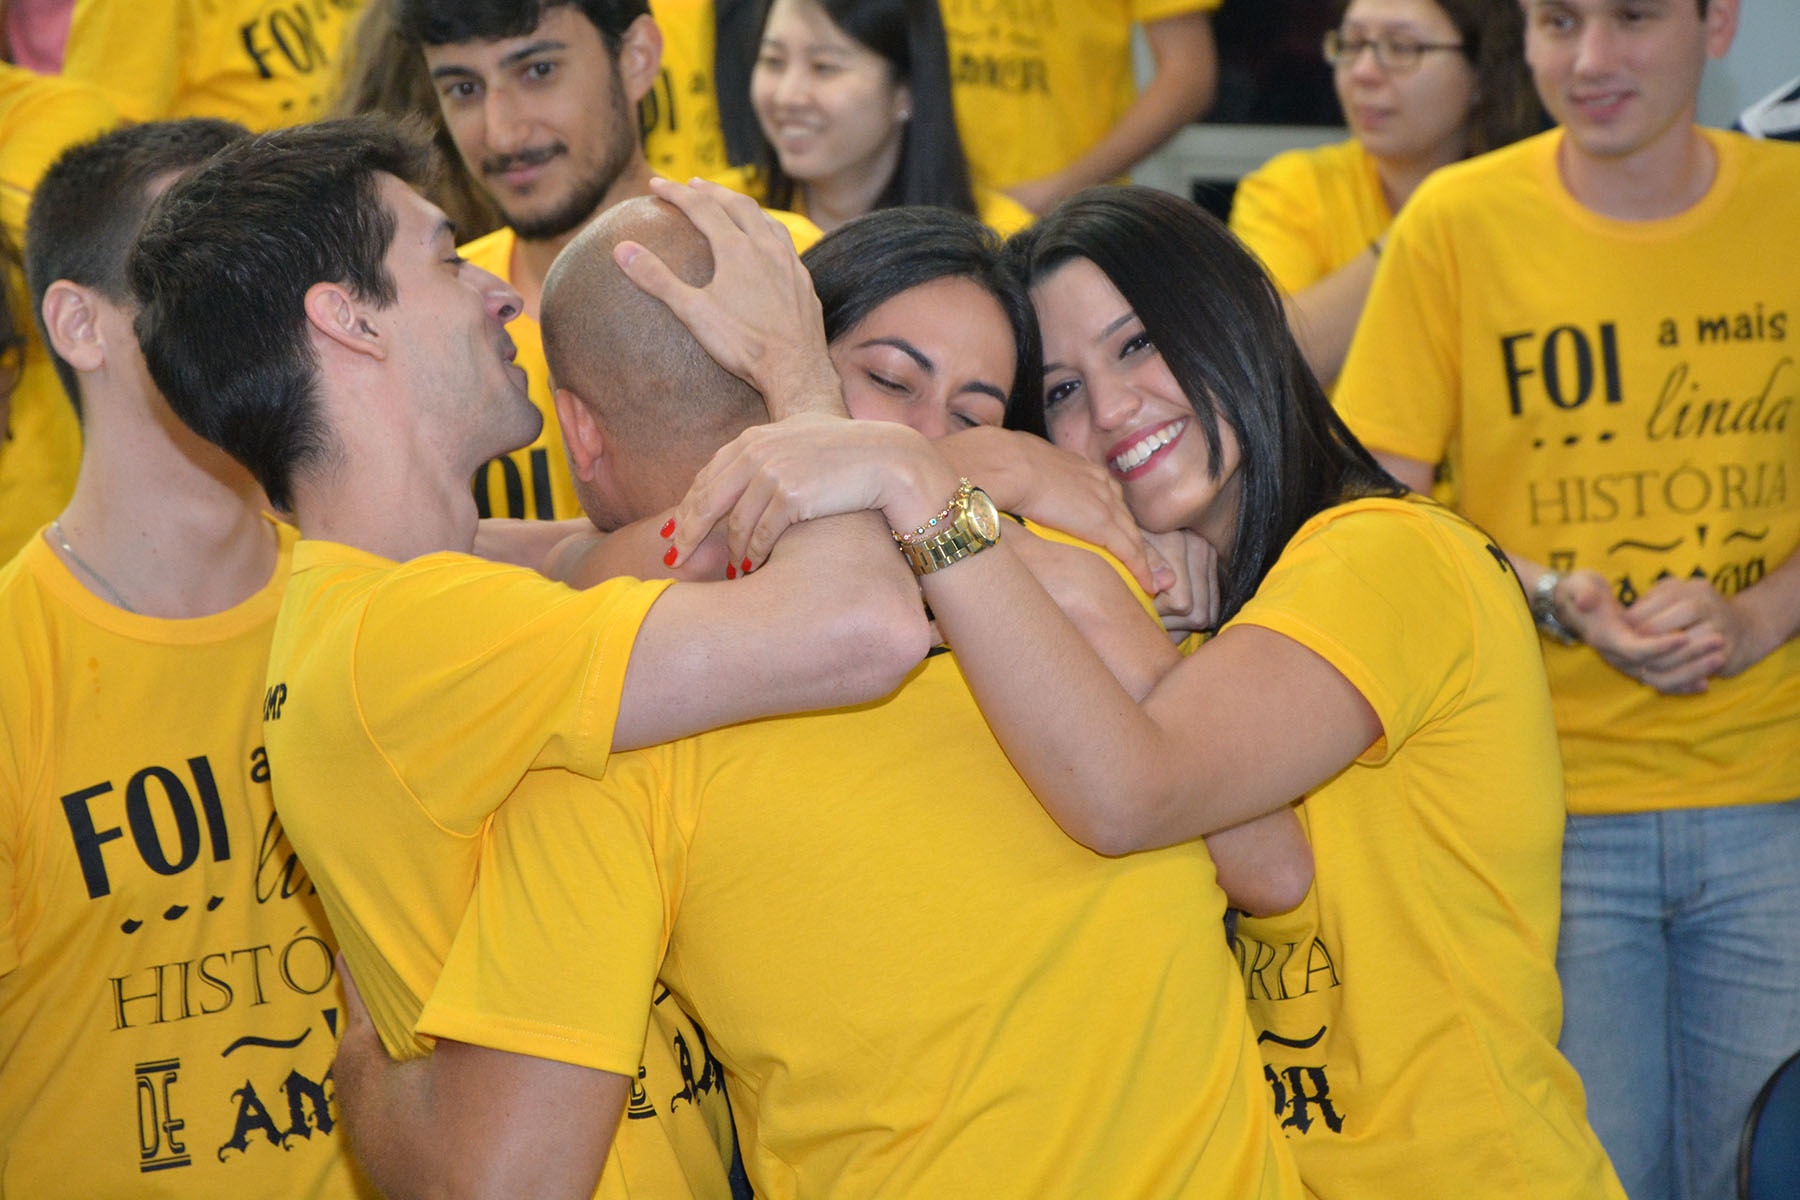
[894,480,1002,575]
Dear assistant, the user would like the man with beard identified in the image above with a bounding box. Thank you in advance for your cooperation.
[398,0,815,522]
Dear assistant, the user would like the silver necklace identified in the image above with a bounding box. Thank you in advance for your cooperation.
[50,519,137,613]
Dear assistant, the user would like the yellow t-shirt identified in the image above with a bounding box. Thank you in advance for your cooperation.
[464,218,819,521]
[1230,497,1623,1200]
[420,529,1301,1200]
[61,0,363,131]
[0,68,120,566]
[1336,129,1800,816]
[1228,139,1390,298]
[462,228,583,522]
[644,0,729,182]
[0,523,372,1198]
[942,0,1217,192]
[263,541,731,1199]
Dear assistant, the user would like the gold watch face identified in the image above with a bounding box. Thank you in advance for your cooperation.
[965,487,1001,544]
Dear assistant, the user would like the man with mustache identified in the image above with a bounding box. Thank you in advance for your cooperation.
[397,0,814,523]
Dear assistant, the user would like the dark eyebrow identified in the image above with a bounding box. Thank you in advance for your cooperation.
[855,336,933,374]
[1042,310,1139,375]
[428,38,567,81]
[1100,310,1138,339]
[959,381,1009,404]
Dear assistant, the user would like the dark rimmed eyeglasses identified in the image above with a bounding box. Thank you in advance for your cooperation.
[1322,28,1465,74]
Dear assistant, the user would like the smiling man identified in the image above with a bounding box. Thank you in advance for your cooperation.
[1334,3,1800,1197]
[398,0,814,522]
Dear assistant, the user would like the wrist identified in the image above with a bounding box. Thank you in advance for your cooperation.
[761,355,846,420]
[1531,570,1581,645]
[890,476,1002,576]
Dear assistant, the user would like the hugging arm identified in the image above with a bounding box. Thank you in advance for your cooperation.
[1014,526,1310,911]
[672,419,1330,878]
[334,957,626,1200]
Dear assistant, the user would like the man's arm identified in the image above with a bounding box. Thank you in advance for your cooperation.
[334,957,627,1200]
[614,509,926,749]
[1004,12,1217,214]
[472,517,592,570]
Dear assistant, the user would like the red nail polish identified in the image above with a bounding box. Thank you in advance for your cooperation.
[660,519,676,539]
[741,557,753,575]
[664,545,679,567]
[725,564,737,579]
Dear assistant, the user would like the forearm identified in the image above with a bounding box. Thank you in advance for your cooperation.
[1026,14,1216,202]
[615,510,927,747]
[339,1037,622,1200]
[913,534,1194,854]
[1283,247,1381,388]
[552,511,728,588]
[1724,542,1800,673]
[336,1035,439,1200]
[761,358,849,421]
[1008,525,1177,701]
[473,517,592,571]
[1204,807,1313,916]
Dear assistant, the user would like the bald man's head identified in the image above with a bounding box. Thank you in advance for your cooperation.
[542,197,763,524]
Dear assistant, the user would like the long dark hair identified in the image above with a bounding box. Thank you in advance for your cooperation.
[1005,186,1405,623]
[804,206,1038,417]
[752,0,978,217]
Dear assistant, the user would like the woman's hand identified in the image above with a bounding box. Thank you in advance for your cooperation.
[668,414,961,569]
[1144,528,1220,635]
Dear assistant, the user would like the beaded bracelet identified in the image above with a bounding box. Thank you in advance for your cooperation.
[892,479,973,545]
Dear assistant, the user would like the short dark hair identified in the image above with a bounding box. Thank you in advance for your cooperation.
[129,117,434,511]
[23,119,246,418]
[803,206,1038,422]
[1004,187,1405,624]
[752,0,978,217]
[396,0,648,50]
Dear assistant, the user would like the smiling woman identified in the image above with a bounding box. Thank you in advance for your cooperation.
[669,185,1628,1200]
[726,0,1029,233]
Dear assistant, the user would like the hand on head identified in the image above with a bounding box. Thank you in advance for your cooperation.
[616,178,841,417]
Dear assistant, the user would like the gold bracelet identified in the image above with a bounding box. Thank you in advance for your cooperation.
[892,479,973,545]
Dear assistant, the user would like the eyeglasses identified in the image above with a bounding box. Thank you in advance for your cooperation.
[1322,28,1465,74]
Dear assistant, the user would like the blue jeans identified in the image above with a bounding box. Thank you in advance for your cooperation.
[1557,800,1800,1200]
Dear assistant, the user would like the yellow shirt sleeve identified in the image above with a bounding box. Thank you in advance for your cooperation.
[352,556,672,833]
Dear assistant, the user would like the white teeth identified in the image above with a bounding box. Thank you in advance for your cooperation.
[1110,419,1186,473]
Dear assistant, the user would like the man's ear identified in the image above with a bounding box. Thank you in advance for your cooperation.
[554,385,606,481]
[304,281,387,360]
[1703,0,1739,59]
[618,13,665,107]
[39,281,105,372]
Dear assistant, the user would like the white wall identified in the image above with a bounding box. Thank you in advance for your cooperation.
[1699,1,1800,128]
